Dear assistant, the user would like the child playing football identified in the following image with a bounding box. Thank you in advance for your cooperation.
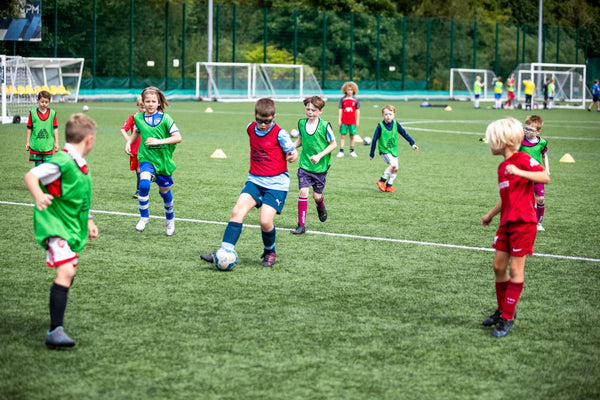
[25,90,59,165]
[125,86,182,236]
[24,113,99,348]
[200,98,298,267]
[481,117,550,338]
[120,96,144,198]
[369,105,419,193]
[291,96,337,235]
[336,81,360,158]
[519,115,550,231]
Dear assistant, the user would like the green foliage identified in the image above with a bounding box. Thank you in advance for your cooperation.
[244,44,296,64]
[1,100,599,398]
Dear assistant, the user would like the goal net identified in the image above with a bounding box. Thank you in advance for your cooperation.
[449,68,497,101]
[512,63,587,109]
[196,62,323,101]
[1,55,37,124]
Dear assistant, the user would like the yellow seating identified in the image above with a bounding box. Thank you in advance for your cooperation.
[17,85,26,95]
[25,85,36,95]
[34,85,42,93]
[57,85,70,95]
[41,85,50,92]
[5,85,15,95]
[50,85,58,95]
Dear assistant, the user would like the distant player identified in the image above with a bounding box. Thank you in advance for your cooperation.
[519,115,549,231]
[493,76,503,109]
[336,81,360,158]
[125,87,182,236]
[24,113,99,348]
[200,98,298,267]
[481,117,550,338]
[473,76,484,109]
[369,105,419,193]
[503,74,516,109]
[291,96,337,235]
[120,96,145,198]
[588,79,599,112]
[25,91,59,165]
[523,79,535,110]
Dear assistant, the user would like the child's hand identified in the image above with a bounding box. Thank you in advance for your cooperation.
[35,193,54,211]
[412,145,419,151]
[25,144,30,151]
[88,220,99,241]
[310,154,321,164]
[145,137,160,146]
[286,150,298,163]
[54,144,59,152]
[125,143,132,155]
[505,164,520,175]
[481,214,493,226]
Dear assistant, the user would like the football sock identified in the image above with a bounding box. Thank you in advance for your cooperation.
[298,196,308,226]
[536,203,545,224]
[138,179,151,218]
[50,283,69,330]
[495,280,509,312]
[160,190,174,220]
[222,221,243,248]
[262,227,276,251]
[315,195,325,210]
[339,149,344,153]
[501,281,524,320]
[382,171,391,181]
[350,147,355,153]
[388,173,397,186]
[136,173,140,191]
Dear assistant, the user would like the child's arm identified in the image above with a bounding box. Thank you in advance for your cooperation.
[144,131,182,146]
[482,201,501,226]
[505,164,550,184]
[88,217,99,241]
[543,152,550,175]
[338,108,342,126]
[53,127,59,152]
[25,128,32,150]
[355,109,360,127]
[24,171,54,211]
[398,123,419,151]
[369,125,381,159]
[310,139,337,164]
[293,135,302,149]
[125,129,140,155]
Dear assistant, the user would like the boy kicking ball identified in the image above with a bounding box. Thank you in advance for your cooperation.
[481,117,550,338]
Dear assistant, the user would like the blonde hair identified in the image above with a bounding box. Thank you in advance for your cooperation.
[141,86,169,111]
[136,95,144,109]
[341,81,359,95]
[382,105,395,114]
[485,117,523,152]
[65,113,97,144]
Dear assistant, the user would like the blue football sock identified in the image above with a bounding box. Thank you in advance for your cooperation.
[262,227,276,252]
[138,179,151,218]
[159,190,174,220]
[222,221,243,249]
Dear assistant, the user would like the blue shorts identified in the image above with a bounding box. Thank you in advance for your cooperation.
[494,93,502,100]
[140,162,174,188]
[242,181,287,214]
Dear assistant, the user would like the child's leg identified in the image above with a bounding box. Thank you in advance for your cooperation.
[159,186,174,221]
[492,250,511,312]
[502,256,526,320]
[138,171,152,218]
[221,193,256,249]
[51,262,76,330]
[349,133,356,154]
[259,204,278,252]
[386,159,399,188]
[297,187,309,227]
[536,195,545,224]
[338,134,346,154]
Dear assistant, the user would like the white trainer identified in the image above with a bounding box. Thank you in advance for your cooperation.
[135,217,149,232]
[350,151,358,158]
[166,219,175,236]
[336,152,344,158]
[537,223,545,232]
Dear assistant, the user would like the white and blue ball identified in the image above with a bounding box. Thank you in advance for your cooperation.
[214,247,238,271]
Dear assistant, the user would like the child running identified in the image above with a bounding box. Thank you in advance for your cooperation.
[25,90,59,165]
[201,98,298,267]
[369,105,419,193]
[519,115,550,231]
[24,113,99,348]
[291,96,337,235]
[336,81,360,158]
[481,117,550,338]
[125,87,182,236]
[120,96,145,198]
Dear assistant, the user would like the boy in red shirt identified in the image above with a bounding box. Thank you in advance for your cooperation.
[481,117,550,338]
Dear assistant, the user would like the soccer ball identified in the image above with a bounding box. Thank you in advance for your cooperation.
[363,136,372,145]
[289,128,299,138]
[82,105,89,112]
[214,247,238,271]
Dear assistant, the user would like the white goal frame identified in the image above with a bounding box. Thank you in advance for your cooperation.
[513,63,587,109]
[195,62,323,101]
[449,68,497,101]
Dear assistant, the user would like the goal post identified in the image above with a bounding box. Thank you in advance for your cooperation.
[196,62,323,101]
[513,63,587,109]
[449,68,497,101]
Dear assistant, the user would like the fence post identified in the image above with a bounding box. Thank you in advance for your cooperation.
[472,20,477,69]
[516,25,520,66]
[449,19,454,69]
[293,10,298,65]
[216,5,220,63]
[494,22,499,73]
[165,2,169,90]
[556,26,560,63]
[93,0,97,89]
[349,12,354,81]
[182,2,186,89]
[426,18,431,89]
[401,16,406,91]
[232,5,237,63]
[54,0,58,57]
[575,28,579,64]
[129,0,134,88]
[263,8,268,63]
[321,11,327,89]
[376,15,380,90]
[522,25,526,64]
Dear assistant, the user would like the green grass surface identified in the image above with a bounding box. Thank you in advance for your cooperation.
[1,100,599,399]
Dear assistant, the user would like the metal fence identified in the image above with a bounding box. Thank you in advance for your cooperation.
[0,1,589,92]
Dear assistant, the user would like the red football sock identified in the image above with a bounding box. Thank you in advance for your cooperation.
[501,281,524,320]
[315,195,324,210]
[495,280,509,312]
[536,203,545,224]
[298,196,308,226]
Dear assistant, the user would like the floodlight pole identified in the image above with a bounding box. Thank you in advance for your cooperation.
[537,0,543,63]
[208,0,213,63]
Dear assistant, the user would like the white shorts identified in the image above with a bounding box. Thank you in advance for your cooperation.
[45,237,78,268]
[381,153,398,167]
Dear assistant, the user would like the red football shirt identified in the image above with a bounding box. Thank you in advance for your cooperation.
[497,151,545,226]
[339,97,359,125]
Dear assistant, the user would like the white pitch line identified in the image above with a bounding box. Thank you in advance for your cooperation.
[2,200,599,263]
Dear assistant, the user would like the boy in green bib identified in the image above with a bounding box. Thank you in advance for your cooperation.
[291,96,337,234]
[24,113,99,348]
[25,91,59,165]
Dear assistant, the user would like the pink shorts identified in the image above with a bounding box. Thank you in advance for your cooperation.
[493,222,537,257]
[45,237,78,268]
